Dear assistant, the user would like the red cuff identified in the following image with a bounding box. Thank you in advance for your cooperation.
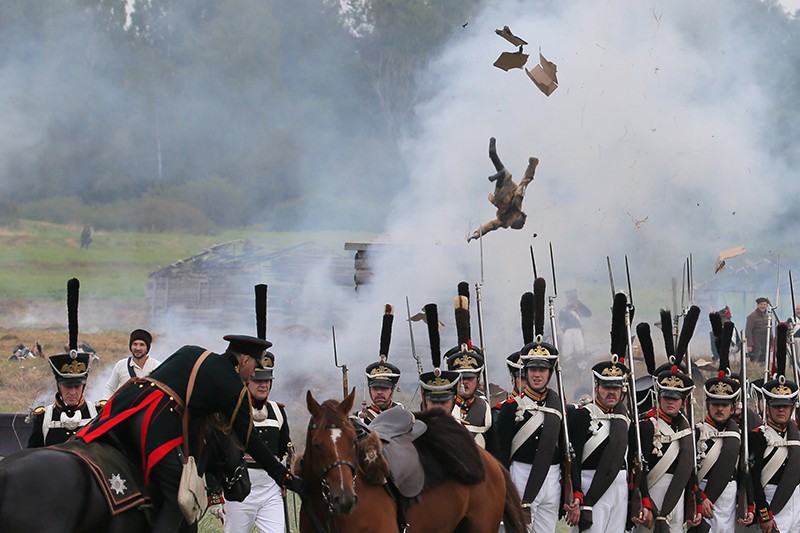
[573,491,584,505]
[697,489,708,501]
[757,507,773,524]
[208,493,225,506]
[748,504,755,514]
[642,497,654,510]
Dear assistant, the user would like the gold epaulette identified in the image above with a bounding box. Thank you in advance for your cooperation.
[31,406,45,416]
[95,399,108,411]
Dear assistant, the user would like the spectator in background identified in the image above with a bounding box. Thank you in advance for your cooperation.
[103,329,161,399]
[80,224,93,249]
[559,289,592,359]
[745,297,770,363]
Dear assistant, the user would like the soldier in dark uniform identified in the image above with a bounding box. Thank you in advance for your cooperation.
[692,315,752,532]
[357,304,403,424]
[497,279,575,533]
[749,323,800,533]
[76,335,306,533]
[633,307,702,532]
[566,293,631,533]
[28,350,103,447]
[224,351,292,533]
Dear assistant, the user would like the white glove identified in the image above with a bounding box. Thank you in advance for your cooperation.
[208,503,225,522]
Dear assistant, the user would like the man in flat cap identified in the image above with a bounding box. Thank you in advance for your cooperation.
[746,298,770,363]
[77,335,306,532]
[103,328,161,398]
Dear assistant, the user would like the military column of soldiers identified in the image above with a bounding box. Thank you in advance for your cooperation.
[350,275,800,533]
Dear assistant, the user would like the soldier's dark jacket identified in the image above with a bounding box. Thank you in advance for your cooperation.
[749,419,800,523]
[496,386,563,468]
[28,395,103,448]
[247,399,290,464]
[453,392,501,459]
[567,401,629,504]
[356,402,401,425]
[77,345,288,484]
[694,415,740,505]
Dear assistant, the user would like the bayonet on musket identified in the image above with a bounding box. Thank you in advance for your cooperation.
[331,325,348,400]
[406,296,422,375]
[545,243,575,511]
[737,326,751,521]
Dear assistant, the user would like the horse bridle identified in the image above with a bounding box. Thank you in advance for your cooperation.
[306,420,358,532]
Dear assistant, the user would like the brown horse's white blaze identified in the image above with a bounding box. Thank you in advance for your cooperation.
[305,389,359,516]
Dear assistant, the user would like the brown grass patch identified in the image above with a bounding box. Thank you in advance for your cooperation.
[0,328,130,411]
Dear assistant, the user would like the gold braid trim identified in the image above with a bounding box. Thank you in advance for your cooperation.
[225,387,253,447]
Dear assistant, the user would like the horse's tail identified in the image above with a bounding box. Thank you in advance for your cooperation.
[500,464,527,533]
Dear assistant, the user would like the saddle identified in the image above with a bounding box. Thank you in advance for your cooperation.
[52,439,152,516]
[355,408,427,498]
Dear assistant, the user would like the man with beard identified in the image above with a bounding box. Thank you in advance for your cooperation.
[357,304,403,424]
[224,351,292,533]
[446,349,499,455]
[566,358,630,533]
[103,329,161,398]
[28,350,103,447]
[749,323,800,533]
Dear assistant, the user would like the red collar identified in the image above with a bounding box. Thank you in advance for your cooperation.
[657,408,673,424]
[523,386,547,402]
[767,418,787,433]
[455,395,475,409]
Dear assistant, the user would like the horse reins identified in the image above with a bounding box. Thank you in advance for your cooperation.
[304,420,358,533]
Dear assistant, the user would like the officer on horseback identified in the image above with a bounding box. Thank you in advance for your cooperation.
[77,335,306,532]
[28,278,104,448]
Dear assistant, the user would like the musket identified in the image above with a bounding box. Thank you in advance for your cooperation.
[622,259,645,520]
[405,296,423,375]
[682,257,700,505]
[475,233,490,392]
[331,325,348,400]
[607,256,616,302]
[530,245,538,279]
[763,264,781,383]
[546,243,575,508]
[284,442,296,532]
[737,326,750,521]
[790,271,800,423]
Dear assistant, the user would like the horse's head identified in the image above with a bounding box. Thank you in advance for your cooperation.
[304,388,358,515]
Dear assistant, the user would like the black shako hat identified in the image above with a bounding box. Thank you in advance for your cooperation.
[223,335,272,368]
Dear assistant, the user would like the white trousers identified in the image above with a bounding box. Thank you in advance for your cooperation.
[511,462,561,533]
[765,483,800,533]
[568,469,627,533]
[224,469,285,533]
[632,473,684,533]
[699,479,736,533]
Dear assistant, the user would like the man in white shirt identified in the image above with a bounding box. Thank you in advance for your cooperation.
[103,329,161,398]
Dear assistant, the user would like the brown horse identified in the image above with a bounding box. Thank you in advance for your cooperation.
[299,389,526,533]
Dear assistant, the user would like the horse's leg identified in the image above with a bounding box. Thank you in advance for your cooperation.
[337,480,399,533]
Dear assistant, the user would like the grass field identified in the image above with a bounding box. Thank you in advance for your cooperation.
[0,220,372,302]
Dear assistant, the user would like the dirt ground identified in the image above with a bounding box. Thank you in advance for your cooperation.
[0,327,130,411]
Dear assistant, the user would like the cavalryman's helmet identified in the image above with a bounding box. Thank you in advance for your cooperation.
[704,374,740,403]
[446,349,484,377]
[704,312,739,404]
[506,351,523,375]
[48,351,91,386]
[253,351,275,381]
[366,360,401,388]
[592,358,629,388]
[419,368,461,402]
[595,293,631,388]
[520,339,558,369]
[762,377,799,406]
[655,366,694,399]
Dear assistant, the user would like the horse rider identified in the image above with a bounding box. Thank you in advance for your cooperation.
[103,328,162,399]
[749,325,800,533]
[76,335,306,533]
[496,336,573,533]
[28,349,104,447]
[633,363,699,532]
[224,350,292,533]
[566,356,631,533]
